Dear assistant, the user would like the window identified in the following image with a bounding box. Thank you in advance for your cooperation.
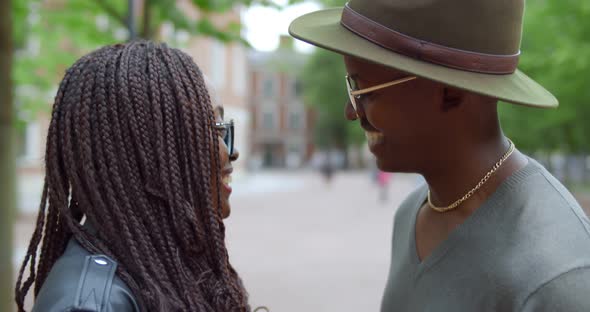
[16,126,27,159]
[289,112,301,130]
[17,122,41,161]
[262,77,275,98]
[293,79,303,97]
[262,111,275,129]
[286,144,302,168]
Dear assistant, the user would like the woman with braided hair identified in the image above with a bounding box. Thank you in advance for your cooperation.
[15,41,249,311]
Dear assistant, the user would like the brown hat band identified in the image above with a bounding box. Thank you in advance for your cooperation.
[340,5,520,74]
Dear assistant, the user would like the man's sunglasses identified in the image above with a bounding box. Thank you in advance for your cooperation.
[214,119,235,155]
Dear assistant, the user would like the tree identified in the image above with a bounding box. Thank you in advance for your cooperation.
[299,0,372,168]
[500,0,590,154]
[498,0,590,185]
[300,0,376,168]
[12,0,276,122]
[0,1,16,311]
[302,48,365,166]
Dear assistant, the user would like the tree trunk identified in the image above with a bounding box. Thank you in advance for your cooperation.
[0,0,16,310]
[141,0,152,39]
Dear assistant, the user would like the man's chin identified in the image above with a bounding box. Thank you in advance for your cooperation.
[376,158,408,173]
[376,158,394,172]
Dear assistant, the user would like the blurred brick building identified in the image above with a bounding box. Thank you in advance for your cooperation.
[247,36,316,169]
[176,0,250,172]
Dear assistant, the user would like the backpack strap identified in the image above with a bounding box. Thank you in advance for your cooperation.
[72,255,118,312]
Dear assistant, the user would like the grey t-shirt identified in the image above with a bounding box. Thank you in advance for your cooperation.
[381,159,590,312]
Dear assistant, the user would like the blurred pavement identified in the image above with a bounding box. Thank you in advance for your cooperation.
[225,170,418,311]
[13,169,590,311]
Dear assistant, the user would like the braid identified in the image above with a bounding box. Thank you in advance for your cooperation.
[176,51,249,307]
[154,46,209,308]
[15,41,250,311]
[146,42,194,298]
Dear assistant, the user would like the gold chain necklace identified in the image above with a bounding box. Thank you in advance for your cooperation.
[428,139,516,213]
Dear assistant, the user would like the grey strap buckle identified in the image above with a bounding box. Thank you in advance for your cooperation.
[73,255,118,311]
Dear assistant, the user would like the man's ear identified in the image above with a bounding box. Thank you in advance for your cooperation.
[442,87,463,112]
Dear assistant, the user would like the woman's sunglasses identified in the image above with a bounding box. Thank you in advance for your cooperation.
[214,119,235,155]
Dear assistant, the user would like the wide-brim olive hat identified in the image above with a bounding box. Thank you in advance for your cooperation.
[288,0,558,108]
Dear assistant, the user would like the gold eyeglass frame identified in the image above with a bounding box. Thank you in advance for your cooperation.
[345,75,417,116]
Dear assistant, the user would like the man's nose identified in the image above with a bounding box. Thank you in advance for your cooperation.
[344,100,364,121]
[345,99,359,121]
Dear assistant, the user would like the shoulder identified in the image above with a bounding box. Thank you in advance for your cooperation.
[498,158,590,250]
[513,159,590,253]
[33,239,139,312]
[515,158,588,223]
[492,158,590,307]
[520,266,590,312]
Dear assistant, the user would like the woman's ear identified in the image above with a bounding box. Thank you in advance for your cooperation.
[442,87,463,112]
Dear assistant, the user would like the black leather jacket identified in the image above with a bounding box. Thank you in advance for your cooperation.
[32,238,140,312]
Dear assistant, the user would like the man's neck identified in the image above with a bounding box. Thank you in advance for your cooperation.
[421,136,529,216]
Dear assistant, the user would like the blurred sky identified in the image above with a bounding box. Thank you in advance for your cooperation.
[243,0,321,53]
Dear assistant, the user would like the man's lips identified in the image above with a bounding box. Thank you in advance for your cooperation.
[359,117,385,150]
[366,131,385,148]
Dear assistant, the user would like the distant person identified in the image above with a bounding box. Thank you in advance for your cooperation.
[290,0,590,311]
[321,159,334,185]
[377,170,392,203]
[15,42,251,311]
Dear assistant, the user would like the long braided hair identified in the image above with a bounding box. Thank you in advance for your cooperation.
[15,41,250,311]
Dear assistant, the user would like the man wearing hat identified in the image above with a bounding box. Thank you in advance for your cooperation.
[290,0,590,311]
